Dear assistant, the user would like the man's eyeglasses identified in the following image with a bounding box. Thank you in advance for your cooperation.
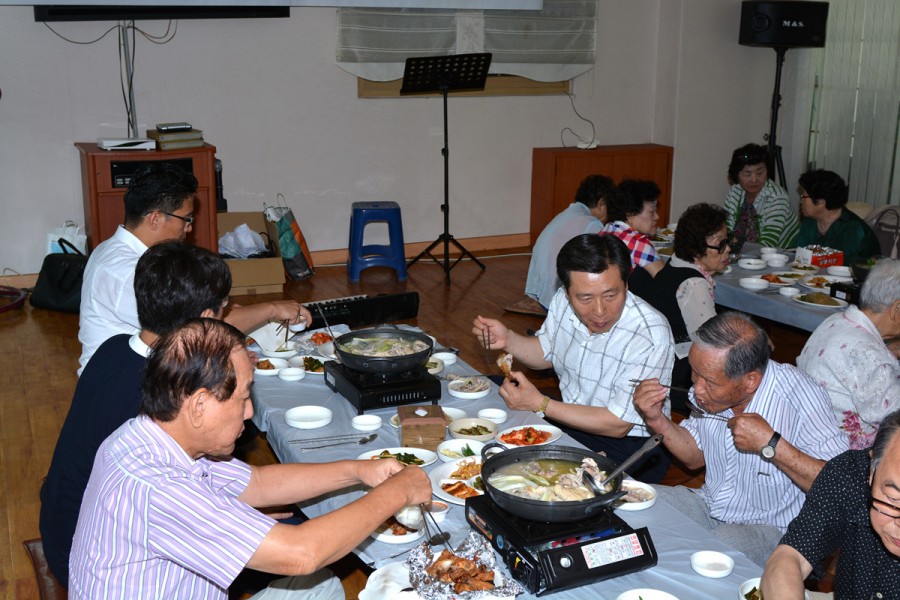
[706,233,733,254]
[161,211,194,225]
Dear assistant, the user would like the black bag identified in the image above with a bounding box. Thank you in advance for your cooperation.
[30,238,88,313]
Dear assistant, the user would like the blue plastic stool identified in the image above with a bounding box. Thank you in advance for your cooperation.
[347,201,408,282]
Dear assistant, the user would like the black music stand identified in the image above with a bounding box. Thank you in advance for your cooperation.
[403,53,492,285]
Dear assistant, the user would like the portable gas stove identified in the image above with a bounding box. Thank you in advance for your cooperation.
[466,494,657,596]
[323,361,441,414]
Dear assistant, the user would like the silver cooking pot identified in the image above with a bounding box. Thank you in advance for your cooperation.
[334,326,433,374]
[479,443,625,523]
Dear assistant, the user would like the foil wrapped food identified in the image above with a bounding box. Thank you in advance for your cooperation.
[407,532,523,600]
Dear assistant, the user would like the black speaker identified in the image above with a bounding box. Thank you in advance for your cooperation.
[739,1,829,48]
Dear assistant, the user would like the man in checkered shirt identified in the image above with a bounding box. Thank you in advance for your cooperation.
[473,234,674,482]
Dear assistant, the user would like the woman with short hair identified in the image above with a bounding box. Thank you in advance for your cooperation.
[723,143,799,249]
[631,203,731,414]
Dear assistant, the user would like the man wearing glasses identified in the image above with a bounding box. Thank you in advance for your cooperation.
[78,162,309,374]
[761,410,900,598]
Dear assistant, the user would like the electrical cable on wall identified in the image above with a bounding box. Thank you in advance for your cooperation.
[41,20,177,139]
[559,92,598,149]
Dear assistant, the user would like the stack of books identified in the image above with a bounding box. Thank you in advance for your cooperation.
[145,128,205,151]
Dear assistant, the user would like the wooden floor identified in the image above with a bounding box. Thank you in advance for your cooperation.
[0,251,808,599]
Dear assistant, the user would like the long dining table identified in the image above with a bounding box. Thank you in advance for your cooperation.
[250,327,764,599]
[711,244,850,333]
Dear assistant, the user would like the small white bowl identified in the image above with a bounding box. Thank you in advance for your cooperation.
[737,258,767,270]
[779,286,801,298]
[477,408,508,424]
[739,577,810,600]
[351,414,383,431]
[441,407,468,423]
[424,500,450,523]
[278,367,306,381]
[317,341,337,360]
[431,351,458,366]
[436,438,485,462]
[616,590,678,600]
[448,418,497,442]
[425,357,444,375]
[827,265,852,277]
[690,550,734,578]
[288,321,308,333]
[760,246,779,255]
[285,406,333,429]
[255,357,288,376]
[765,253,789,267]
[738,277,769,291]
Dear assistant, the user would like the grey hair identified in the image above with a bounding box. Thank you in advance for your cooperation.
[860,259,900,313]
[871,410,900,473]
[692,311,770,379]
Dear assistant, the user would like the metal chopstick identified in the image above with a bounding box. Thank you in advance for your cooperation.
[288,433,366,444]
[481,325,491,365]
[628,378,692,394]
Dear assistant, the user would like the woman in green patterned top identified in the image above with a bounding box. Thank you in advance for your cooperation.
[723,143,799,249]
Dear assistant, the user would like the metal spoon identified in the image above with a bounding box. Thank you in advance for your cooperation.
[298,433,377,451]
[586,434,664,491]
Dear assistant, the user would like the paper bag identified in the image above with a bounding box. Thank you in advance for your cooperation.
[46,221,87,256]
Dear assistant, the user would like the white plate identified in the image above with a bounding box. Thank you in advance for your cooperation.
[798,274,852,290]
[261,342,299,359]
[791,263,820,274]
[614,480,658,511]
[255,357,288,376]
[289,355,326,375]
[792,294,849,310]
[428,457,484,506]
[446,377,491,400]
[616,590,679,600]
[448,418,498,442]
[495,424,562,448]
[737,258,767,270]
[357,447,437,467]
[749,274,793,287]
[284,406,333,429]
[768,270,806,282]
[369,523,424,544]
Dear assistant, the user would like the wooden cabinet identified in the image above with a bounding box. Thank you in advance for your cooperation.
[530,144,674,246]
[76,143,218,252]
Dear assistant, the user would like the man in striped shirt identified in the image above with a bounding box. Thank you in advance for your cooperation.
[634,311,848,567]
[68,319,431,599]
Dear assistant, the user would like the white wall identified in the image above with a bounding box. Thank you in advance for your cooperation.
[0,1,772,274]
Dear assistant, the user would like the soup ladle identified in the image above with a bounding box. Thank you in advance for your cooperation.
[583,434,664,493]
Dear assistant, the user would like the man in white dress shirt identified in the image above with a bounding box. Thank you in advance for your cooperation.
[634,311,848,566]
[78,162,309,374]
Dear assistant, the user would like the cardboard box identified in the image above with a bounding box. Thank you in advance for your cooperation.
[217,212,285,296]
[398,405,446,451]
[795,245,844,267]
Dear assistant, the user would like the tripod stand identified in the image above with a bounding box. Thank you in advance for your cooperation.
[403,53,492,285]
[765,47,789,190]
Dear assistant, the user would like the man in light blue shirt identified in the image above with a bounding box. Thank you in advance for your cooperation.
[525,175,613,308]
[634,311,848,566]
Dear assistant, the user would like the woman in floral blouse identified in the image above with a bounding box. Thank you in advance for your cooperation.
[797,259,900,449]
[723,143,799,249]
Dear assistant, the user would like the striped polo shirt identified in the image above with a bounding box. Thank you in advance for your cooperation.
[683,361,848,531]
[69,415,276,600]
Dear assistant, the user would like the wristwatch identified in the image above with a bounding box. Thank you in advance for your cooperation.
[761,431,781,462]
[535,396,551,418]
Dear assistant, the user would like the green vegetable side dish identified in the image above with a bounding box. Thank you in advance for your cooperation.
[303,356,324,372]
[461,443,476,456]
[458,425,492,436]
[373,450,424,466]
[744,586,762,600]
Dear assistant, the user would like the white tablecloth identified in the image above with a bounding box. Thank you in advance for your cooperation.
[251,334,764,599]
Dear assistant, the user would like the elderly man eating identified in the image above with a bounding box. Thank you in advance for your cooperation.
[68,318,431,599]
[634,311,848,566]
[474,234,674,482]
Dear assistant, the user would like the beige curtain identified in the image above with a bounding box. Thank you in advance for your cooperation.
[806,0,900,205]
[336,0,596,82]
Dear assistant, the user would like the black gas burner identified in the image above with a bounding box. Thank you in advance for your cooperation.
[323,361,441,414]
[466,494,657,596]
